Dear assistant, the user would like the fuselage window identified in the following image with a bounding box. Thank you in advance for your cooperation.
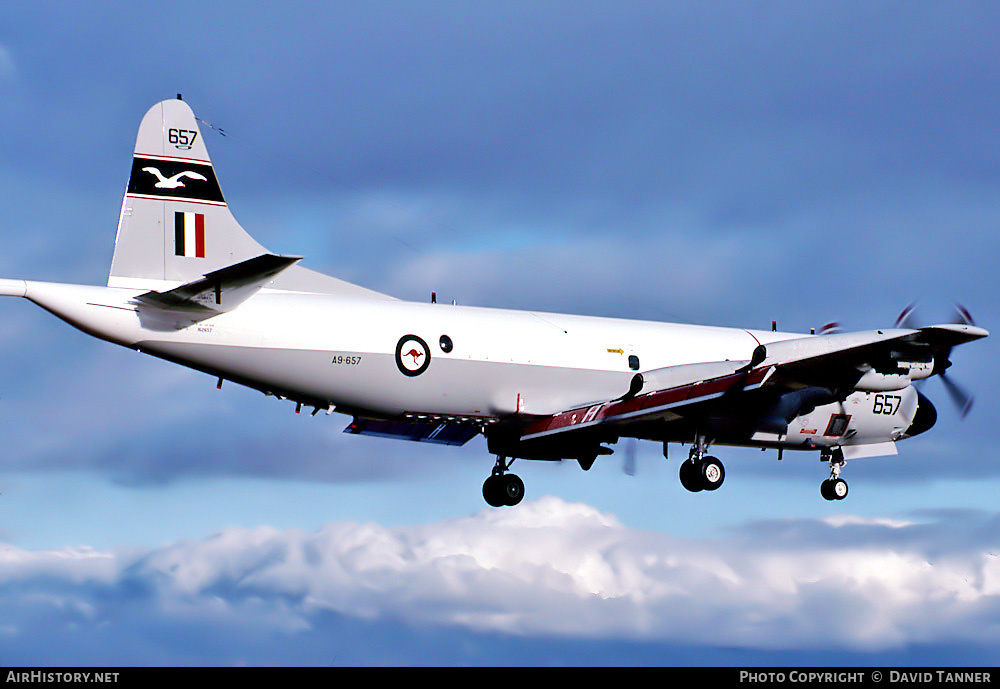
[628,355,640,371]
[824,414,850,437]
[440,335,454,353]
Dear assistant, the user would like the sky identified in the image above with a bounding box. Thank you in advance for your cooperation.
[1,1,999,666]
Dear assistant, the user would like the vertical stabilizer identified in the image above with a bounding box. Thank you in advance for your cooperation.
[109,98,392,299]
[109,99,268,288]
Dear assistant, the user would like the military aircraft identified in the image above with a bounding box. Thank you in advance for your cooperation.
[0,98,987,506]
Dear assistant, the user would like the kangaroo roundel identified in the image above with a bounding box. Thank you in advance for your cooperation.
[395,335,430,377]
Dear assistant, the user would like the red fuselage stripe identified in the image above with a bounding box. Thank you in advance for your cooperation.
[521,366,770,438]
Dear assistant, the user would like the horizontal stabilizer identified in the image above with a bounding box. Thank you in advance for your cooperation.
[133,253,301,314]
[345,417,480,446]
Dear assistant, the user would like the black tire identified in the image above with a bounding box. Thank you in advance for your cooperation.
[679,459,704,492]
[700,456,725,491]
[820,479,835,501]
[503,474,525,506]
[483,476,505,507]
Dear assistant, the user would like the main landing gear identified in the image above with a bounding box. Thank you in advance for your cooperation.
[483,456,524,507]
[820,449,848,501]
[679,435,725,493]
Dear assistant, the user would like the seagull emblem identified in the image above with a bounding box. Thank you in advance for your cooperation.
[142,167,208,189]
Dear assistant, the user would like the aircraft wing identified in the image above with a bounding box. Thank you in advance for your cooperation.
[513,324,988,447]
[754,324,987,391]
[518,361,769,443]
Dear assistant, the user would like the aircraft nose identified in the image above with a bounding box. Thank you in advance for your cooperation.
[905,391,938,438]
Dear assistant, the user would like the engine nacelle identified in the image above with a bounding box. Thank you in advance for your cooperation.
[854,360,933,392]
[780,385,925,451]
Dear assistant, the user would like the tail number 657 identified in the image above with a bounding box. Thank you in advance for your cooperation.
[873,394,901,415]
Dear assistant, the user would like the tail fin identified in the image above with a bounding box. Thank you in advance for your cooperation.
[109,98,266,287]
[109,98,392,300]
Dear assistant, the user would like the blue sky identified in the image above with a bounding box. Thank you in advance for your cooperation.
[1,1,1000,666]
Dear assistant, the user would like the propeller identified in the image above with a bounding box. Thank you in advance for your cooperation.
[894,302,920,330]
[938,303,976,417]
[895,301,976,418]
[622,437,637,476]
[938,373,974,418]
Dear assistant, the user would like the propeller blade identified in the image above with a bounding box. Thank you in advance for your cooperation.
[623,437,637,476]
[882,302,977,420]
[818,321,842,336]
[895,302,920,330]
[950,303,976,326]
[939,373,974,419]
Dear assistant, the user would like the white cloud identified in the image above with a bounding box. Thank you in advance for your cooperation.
[2,497,1000,662]
[821,514,916,529]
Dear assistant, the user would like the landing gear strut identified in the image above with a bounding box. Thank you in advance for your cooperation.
[679,434,725,492]
[820,449,848,501]
[483,456,524,507]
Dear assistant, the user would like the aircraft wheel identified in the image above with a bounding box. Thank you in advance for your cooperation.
[679,459,704,493]
[820,479,834,501]
[820,478,848,501]
[502,474,525,506]
[831,477,848,500]
[483,475,506,507]
[700,456,725,491]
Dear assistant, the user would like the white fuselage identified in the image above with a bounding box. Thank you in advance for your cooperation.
[17,279,921,452]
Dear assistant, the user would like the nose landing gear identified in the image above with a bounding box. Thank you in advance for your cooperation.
[820,449,848,501]
[483,456,524,507]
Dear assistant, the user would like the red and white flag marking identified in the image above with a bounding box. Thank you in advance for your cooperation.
[174,211,205,258]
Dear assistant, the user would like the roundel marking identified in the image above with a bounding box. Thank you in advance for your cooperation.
[395,334,431,377]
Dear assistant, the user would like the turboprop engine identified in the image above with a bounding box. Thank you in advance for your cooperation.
[854,359,934,391]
